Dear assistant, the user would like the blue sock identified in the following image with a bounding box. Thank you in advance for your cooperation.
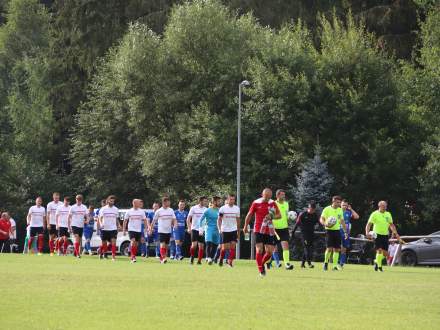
[140,242,146,256]
[85,241,90,251]
[176,245,182,258]
[214,246,221,260]
[155,243,160,257]
[340,253,346,265]
[170,241,176,257]
[273,252,280,265]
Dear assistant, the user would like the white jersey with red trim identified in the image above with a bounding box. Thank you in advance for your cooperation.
[188,205,207,230]
[47,201,62,225]
[56,205,71,228]
[125,208,147,233]
[219,205,240,232]
[154,207,176,234]
[69,204,88,228]
[99,205,119,231]
[28,205,46,227]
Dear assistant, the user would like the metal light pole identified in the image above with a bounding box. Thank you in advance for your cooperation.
[237,80,249,260]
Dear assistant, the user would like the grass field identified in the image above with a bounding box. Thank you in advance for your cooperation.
[1,254,439,330]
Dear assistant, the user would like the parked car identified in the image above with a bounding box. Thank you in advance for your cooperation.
[400,231,440,266]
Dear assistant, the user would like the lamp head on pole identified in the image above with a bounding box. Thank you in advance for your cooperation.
[240,80,250,87]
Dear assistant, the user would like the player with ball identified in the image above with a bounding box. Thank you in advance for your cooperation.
[320,196,348,271]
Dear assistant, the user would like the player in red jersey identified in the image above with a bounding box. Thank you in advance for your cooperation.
[243,188,281,277]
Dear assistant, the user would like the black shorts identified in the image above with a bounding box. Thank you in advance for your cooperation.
[48,224,57,235]
[159,233,171,244]
[222,231,237,244]
[191,230,205,243]
[30,227,44,237]
[72,226,83,237]
[375,234,389,251]
[275,228,290,242]
[101,230,117,241]
[58,227,69,238]
[326,230,341,248]
[129,231,141,242]
[255,233,275,246]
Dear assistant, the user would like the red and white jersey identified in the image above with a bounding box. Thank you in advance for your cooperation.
[248,198,279,234]
[47,201,62,225]
[28,205,46,227]
[99,205,119,231]
[188,205,207,230]
[154,207,176,234]
[125,208,147,232]
[219,205,240,232]
[56,204,71,228]
[69,203,88,228]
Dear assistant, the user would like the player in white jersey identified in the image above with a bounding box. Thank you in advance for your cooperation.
[56,196,71,256]
[68,194,88,258]
[187,196,208,264]
[47,192,62,256]
[98,195,120,261]
[123,199,148,263]
[150,196,177,264]
[218,194,240,267]
[27,196,47,255]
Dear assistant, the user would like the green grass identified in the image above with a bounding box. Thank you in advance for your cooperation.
[1,254,439,330]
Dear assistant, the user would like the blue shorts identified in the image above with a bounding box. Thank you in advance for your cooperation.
[83,229,93,240]
[340,228,351,248]
[148,231,158,243]
[173,227,185,241]
[205,228,220,245]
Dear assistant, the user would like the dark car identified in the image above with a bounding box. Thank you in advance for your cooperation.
[400,231,440,266]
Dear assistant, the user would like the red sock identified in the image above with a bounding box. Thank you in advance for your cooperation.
[63,239,68,255]
[28,237,34,250]
[256,252,263,272]
[197,247,203,262]
[229,248,236,265]
[49,239,54,253]
[37,235,44,253]
[262,252,272,265]
[74,242,80,256]
[55,239,60,251]
[220,249,225,261]
[160,247,167,260]
[101,243,108,255]
[131,245,136,259]
[190,246,195,257]
[111,244,116,258]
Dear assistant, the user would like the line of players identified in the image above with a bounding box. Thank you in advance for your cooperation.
[26,187,401,275]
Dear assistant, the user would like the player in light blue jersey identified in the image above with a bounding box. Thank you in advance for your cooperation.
[174,200,188,260]
[199,196,221,265]
[339,200,359,267]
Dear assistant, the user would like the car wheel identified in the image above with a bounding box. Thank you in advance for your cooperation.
[400,250,417,266]
[120,241,130,257]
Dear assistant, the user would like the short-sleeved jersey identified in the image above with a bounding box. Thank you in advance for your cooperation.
[368,210,393,235]
[99,205,119,231]
[199,208,219,230]
[296,211,319,235]
[69,204,88,228]
[84,212,95,232]
[248,198,279,235]
[274,201,289,229]
[125,208,147,232]
[218,205,240,232]
[56,205,71,228]
[0,219,11,240]
[47,201,62,225]
[28,206,46,227]
[154,207,176,234]
[321,206,343,231]
[188,205,207,230]
[174,210,188,229]
[9,218,16,239]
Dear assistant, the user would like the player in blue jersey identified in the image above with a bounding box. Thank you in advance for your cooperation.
[139,200,148,257]
[148,202,161,258]
[199,196,221,265]
[174,200,188,260]
[94,199,105,255]
[339,200,359,267]
[83,205,95,255]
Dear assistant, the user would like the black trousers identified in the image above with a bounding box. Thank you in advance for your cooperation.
[302,234,314,264]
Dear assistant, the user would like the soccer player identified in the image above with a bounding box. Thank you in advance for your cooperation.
[320,196,348,271]
[217,194,240,267]
[27,196,47,255]
[123,199,148,263]
[339,200,359,267]
[147,202,161,258]
[365,201,400,272]
[46,192,62,256]
[199,196,221,265]
[83,205,95,255]
[98,195,120,261]
[187,196,208,265]
[0,213,11,253]
[68,194,88,258]
[174,200,188,260]
[243,188,281,277]
[292,201,319,268]
[273,189,294,270]
[150,196,177,264]
[139,200,148,257]
[56,196,71,256]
